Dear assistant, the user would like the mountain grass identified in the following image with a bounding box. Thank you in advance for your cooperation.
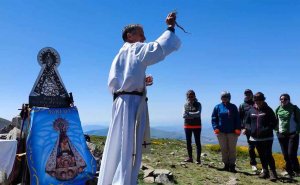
[90,136,300,185]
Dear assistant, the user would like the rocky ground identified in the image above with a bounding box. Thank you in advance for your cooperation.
[2,128,300,185]
[91,136,300,185]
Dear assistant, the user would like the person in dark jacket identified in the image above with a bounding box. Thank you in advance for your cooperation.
[183,90,202,164]
[245,92,278,181]
[212,91,241,172]
[239,89,258,172]
[275,93,300,178]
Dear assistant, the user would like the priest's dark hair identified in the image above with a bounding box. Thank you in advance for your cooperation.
[122,24,143,42]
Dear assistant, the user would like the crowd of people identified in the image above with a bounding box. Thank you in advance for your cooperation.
[182,89,300,182]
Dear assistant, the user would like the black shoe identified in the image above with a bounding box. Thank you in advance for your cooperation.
[229,165,237,173]
[293,170,300,177]
[184,158,193,163]
[287,173,294,179]
[219,164,229,171]
[269,170,277,182]
[259,171,270,179]
[196,160,201,165]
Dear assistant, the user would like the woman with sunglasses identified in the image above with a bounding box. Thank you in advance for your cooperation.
[183,90,202,164]
[245,92,277,181]
[275,93,300,178]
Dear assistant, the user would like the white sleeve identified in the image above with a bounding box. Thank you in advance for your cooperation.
[135,30,181,66]
[156,30,181,56]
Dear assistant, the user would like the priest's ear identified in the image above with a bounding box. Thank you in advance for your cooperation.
[126,32,134,43]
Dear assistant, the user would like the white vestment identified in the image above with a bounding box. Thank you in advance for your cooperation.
[98,30,181,185]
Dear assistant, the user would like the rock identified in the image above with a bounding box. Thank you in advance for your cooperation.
[0,124,14,134]
[144,176,155,183]
[11,116,22,129]
[87,142,96,153]
[226,176,238,185]
[6,127,21,140]
[201,153,208,157]
[170,164,176,168]
[143,169,154,178]
[180,162,187,168]
[170,152,175,155]
[153,169,171,176]
[0,134,7,139]
[155,174,173,184]
[141,163,154,170]
[208,162,214,167]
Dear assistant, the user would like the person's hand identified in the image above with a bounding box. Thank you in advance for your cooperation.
[166,12,176,28]
[241,129,247,135]
[235,129,241,136]
[145,75,153,86]
[214,129,220,135]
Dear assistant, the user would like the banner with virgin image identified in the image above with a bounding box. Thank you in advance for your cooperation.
[27,107,97,185]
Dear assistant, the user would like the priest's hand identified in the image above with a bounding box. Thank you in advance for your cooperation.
[166,12,176,28]
[145,75,153,86]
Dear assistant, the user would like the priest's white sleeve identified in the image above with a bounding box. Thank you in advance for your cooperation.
[137,30,181,66]
[156,30,181,56]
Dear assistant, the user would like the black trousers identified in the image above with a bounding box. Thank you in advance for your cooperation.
[246,134,257,165]
[255,140,276,172]
[277,133,300,174]
[184,128,201,160]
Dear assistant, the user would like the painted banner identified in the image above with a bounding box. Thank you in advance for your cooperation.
[26,107,97,185]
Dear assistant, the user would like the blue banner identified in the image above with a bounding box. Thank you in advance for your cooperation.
[26,107,97,185]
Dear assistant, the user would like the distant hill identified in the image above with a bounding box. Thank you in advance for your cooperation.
[85,128,109,136]
[85,124,285,154]
[0,117,11,130]
[82,124,107,132]
[84,126,218,144]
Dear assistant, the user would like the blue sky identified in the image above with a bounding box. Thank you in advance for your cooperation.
[0,0,299,127]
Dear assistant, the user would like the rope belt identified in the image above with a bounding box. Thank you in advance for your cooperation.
[113,91,143,101]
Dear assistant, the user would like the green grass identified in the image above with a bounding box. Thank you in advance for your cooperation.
[90,136,300,185]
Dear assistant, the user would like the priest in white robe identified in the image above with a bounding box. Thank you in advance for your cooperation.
[98,12,181,185]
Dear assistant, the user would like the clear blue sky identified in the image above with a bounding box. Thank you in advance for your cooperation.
[0,0,299,127]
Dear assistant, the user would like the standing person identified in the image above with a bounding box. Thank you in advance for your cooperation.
[239,89,258,172]
[98,12,181,185]
[275,93,300,178]
[183,90,202,164]
[211,91,241,172]
[245,92,278,181]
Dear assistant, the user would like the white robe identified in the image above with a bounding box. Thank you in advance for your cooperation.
[98,30,181,185]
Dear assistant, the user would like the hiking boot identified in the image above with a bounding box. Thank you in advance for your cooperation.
[219,164,229,171]
[287,173,294,179]
[184,158,193,163]
[269,170,278,182]
[259,171,269,179]
[195,159,201,165]
[293,170,300,177]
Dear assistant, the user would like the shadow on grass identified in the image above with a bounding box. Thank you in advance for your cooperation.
[278,176,298,184]
[205,164,257,176]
